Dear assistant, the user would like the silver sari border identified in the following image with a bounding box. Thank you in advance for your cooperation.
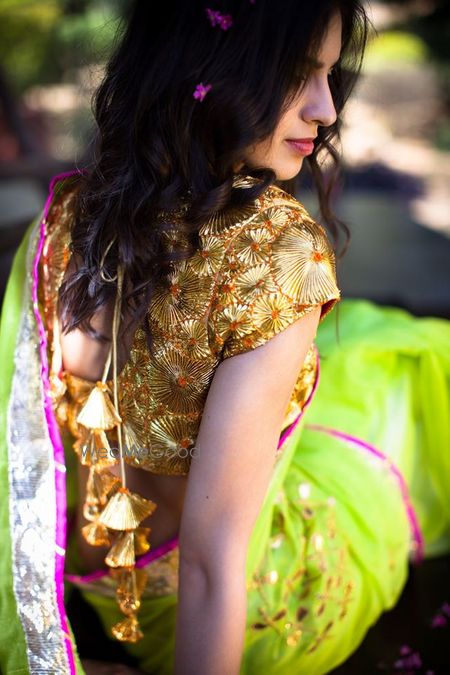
[6,178,79,673]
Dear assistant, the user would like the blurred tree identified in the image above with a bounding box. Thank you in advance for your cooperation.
[0,0,62,93]
[0,0,123,93]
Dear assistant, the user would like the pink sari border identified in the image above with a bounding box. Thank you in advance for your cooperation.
[32,169,85,675]
[305,423,425,564]
[64,536,179,584]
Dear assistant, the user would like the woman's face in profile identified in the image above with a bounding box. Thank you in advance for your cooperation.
[238,11,342,181]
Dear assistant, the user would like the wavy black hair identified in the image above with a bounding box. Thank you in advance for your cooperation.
[59,0,370,353]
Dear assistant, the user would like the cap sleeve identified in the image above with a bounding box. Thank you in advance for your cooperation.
[208,201,341,360]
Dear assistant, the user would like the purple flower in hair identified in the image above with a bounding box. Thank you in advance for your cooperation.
[431,613,447,628]
[219,13,233,29]
[205,8,233,30]
[193,82,212,101]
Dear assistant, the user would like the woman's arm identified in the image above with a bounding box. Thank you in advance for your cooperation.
[174,306,322,675]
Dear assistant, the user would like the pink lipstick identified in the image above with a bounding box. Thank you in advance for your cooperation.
[286,139,315,156]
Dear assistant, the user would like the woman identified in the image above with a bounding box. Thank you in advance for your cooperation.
[1,1,449,674]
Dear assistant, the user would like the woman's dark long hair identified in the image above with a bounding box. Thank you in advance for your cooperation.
[59,0,370,353]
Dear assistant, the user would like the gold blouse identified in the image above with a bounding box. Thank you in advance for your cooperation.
[39,174,340,476]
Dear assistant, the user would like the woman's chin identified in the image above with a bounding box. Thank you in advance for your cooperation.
[273,161,304,182]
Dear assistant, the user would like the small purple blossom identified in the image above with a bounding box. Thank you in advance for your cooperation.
[394,647,422,671]
[431,613,447,628]
[193,82,212,101]
[205,8,233,30]
[394,653,422,670]
[218,13,233,29]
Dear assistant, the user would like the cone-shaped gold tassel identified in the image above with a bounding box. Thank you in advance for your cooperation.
[111,614,143,643]
[68,265,155,645]
[105,531,135,568]
[134,527,151,555]
[83,430,118,468]
[129,491,158,523]
[90,468,121,505]
[76,382,122,430]
[81,521,112,546]
[65,371,101,401]
[83,501,101,522]
[113,568,148,614]
[98,488,157,531]
[73,426,91,465]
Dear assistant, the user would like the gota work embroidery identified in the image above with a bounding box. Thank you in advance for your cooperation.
[246,483,355,651]
[40,174,340,477]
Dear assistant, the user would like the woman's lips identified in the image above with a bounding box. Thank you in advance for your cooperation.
[286,139,315,156]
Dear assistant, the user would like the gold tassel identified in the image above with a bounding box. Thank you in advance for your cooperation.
[105,531,135,568]
[129,491,158,523]
[98,488,157,531]
[76,382,122,430]
[70,264,157,645]
[73,426,91,465]
[84,430,118,468]
[85,466,100,506]
[83,501,101,522]
[81,521,112,547]
[113,568,148,614]
[90,468,121,505]
[65,371,102,401]
[111,614,143,643]
[134,527,151,555]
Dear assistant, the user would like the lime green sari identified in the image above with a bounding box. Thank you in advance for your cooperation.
[1,174,449,674]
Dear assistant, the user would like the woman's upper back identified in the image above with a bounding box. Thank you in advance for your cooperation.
[39,172,340,477]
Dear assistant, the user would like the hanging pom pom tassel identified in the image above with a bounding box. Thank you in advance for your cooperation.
[81,466,121,543]
[89,467,121,505]
[88,429,115,467]
[76,381,122,430]
[113,567,148,614]
[73,426,91,464]
[83,465,119,510]
[81,521,112,547]
[98,487,157,531]
[105,531,136,568]
[134,526,151,555]
[83,501,101,522]
[110,568,148,643]
[111,614,143,643]
[75,429,118,468]
[70,263,157,645]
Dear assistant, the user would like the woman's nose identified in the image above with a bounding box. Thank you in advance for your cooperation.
[301,78,337,129]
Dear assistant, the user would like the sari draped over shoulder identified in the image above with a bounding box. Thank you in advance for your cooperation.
[0,171,449,674]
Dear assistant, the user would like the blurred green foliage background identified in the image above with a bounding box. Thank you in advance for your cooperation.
[0,0,449,320]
